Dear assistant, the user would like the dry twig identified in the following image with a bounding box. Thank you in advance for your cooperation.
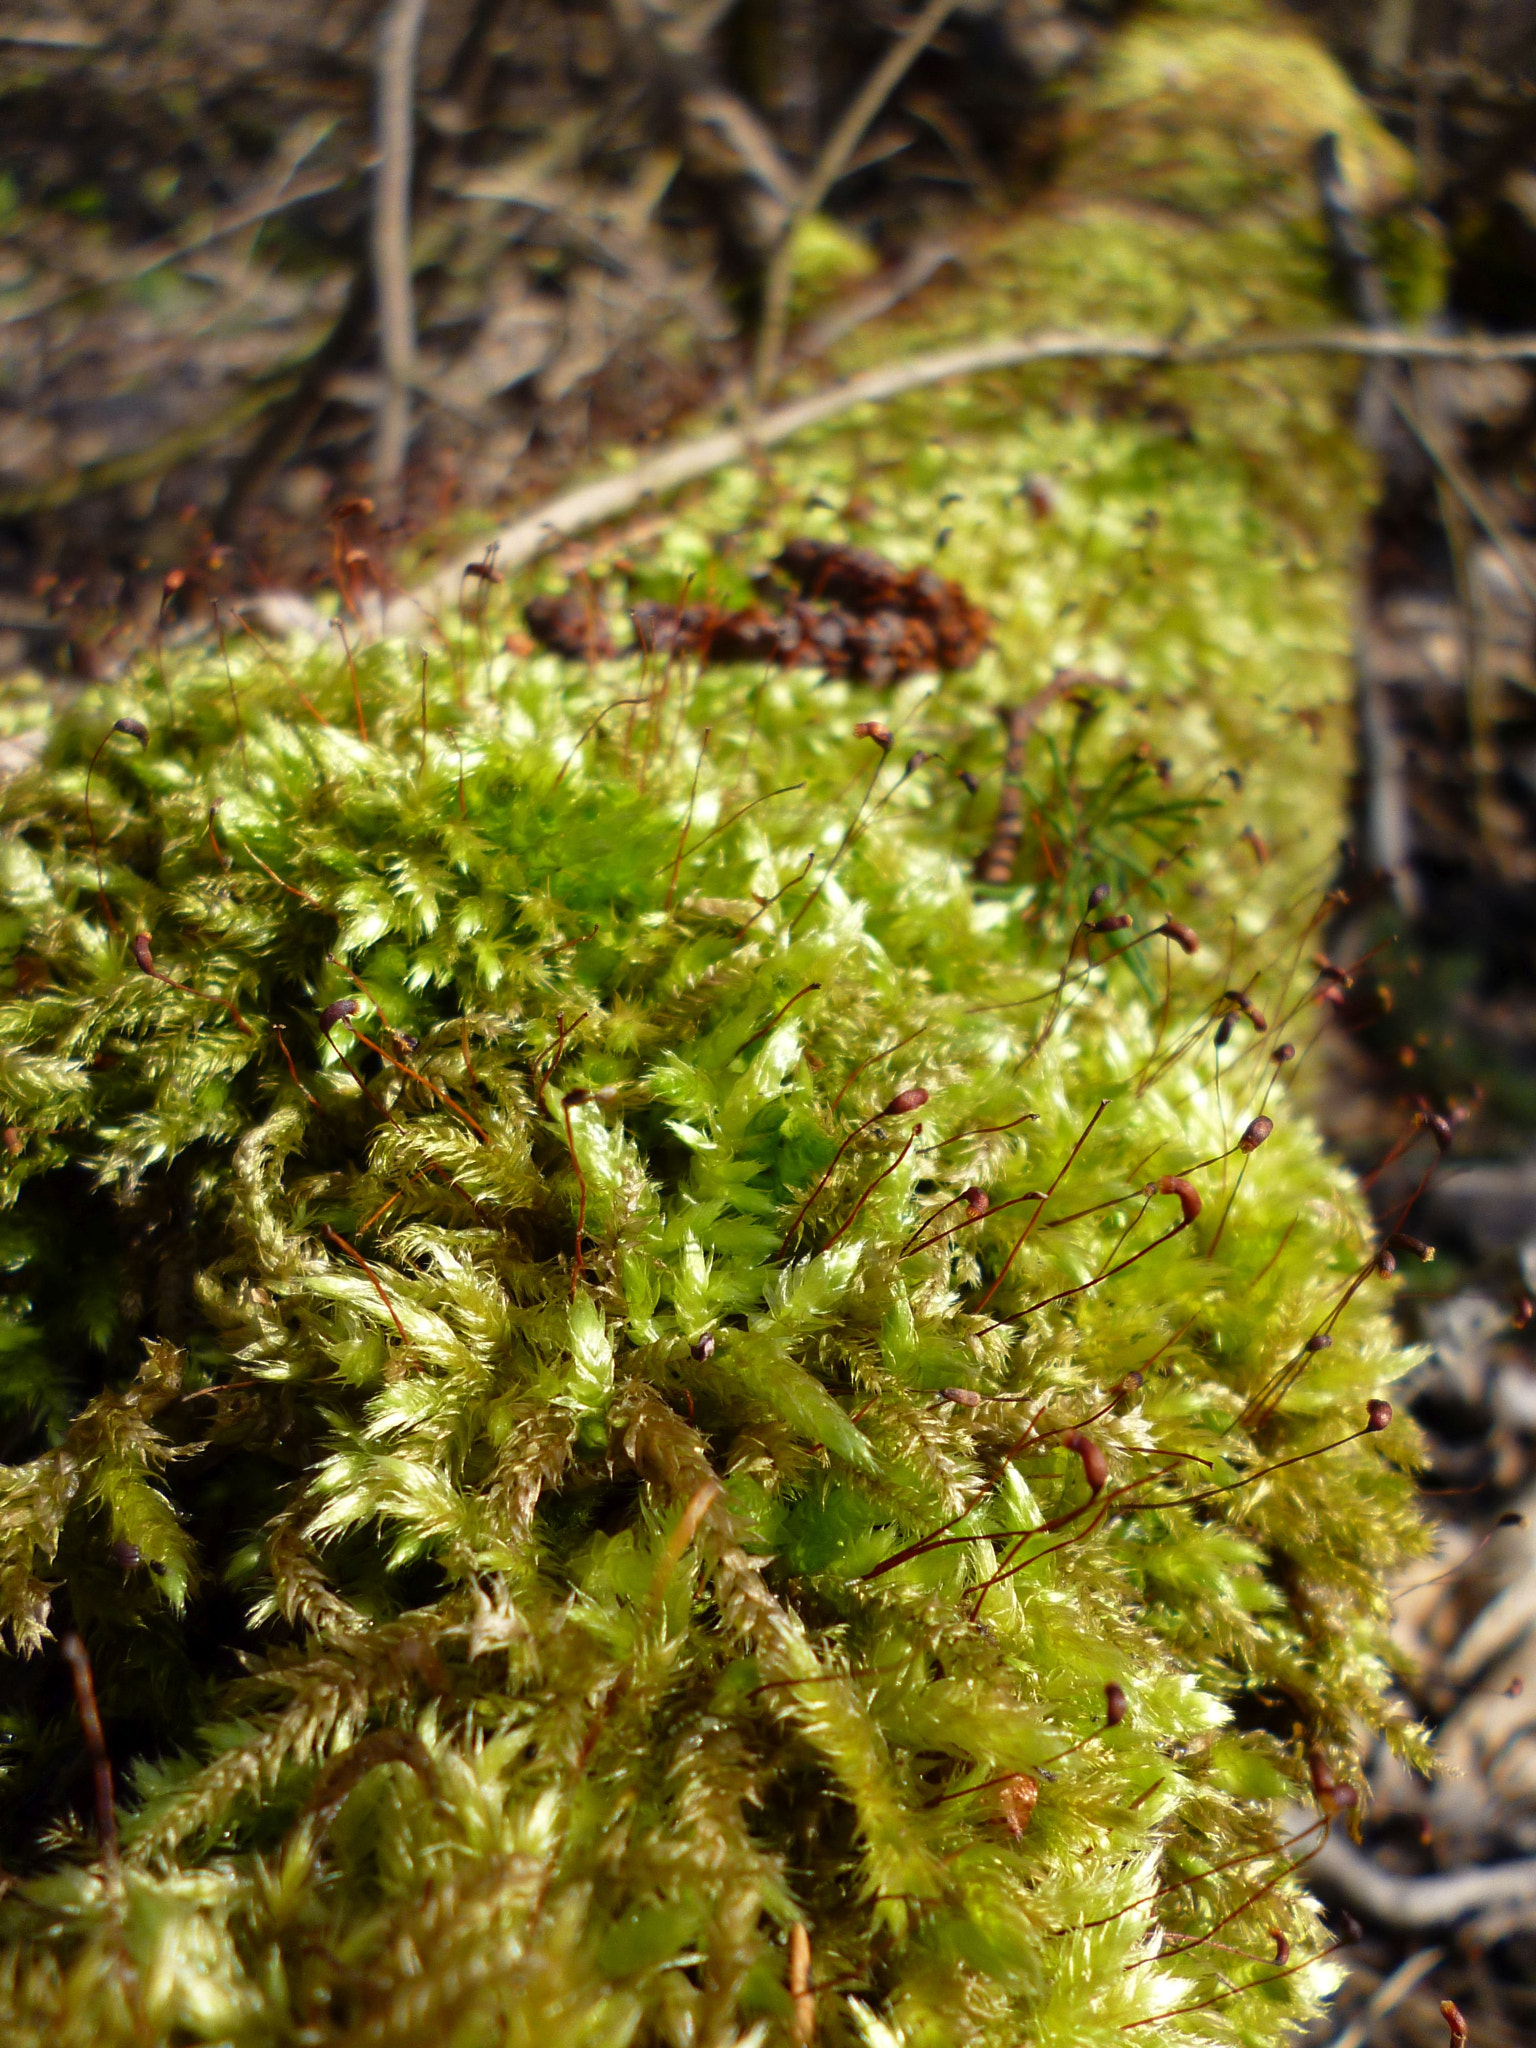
[1311,1822,1536,1929]
[1320,1948,1445,2048]
[409,324,1536,619]
[753,0,963,398]
[373,0,431,513]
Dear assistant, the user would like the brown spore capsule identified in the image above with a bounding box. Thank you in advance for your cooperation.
[1366,1399,1393,1432]
[1157,1175,1202,1224]
[1305,1331,1333,1353]
[1214,1014,1234,1049]
[1375,1248,1397,1276]
[1239,1115,1274,1153]
[319,997,360,1029]
[942,1386,982,1408]
[1062,1430,1108,1494]
[130,933,155,974]
[691,1332,716,1362]
[962,1187,989,1216]
[113,717,148,745]
[1441,2000,1468,2045]
[1271,1932,1290,1965]
[1087,883,1110,911]
[854,720,893,750]
[1090,913,1133,933]
[562,1087,592,1107]
[1158,918,1199,954]
[1104,1682,1127,1727]
[883,1086,929,1117]
[1273,1042,1296,1064]
[1389,1233,1434,1262]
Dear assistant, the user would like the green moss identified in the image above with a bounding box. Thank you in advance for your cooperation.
[0,8,1434,2046]
[788,214,879,318]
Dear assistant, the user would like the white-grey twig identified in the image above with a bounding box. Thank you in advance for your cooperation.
[373,0,431,514]
[407,323,1536,619]
[1310,1820,1536,1926]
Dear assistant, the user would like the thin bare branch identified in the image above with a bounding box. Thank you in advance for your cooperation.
[373,0,431,513]
[411,324,1536,619]
[754,0,963,398]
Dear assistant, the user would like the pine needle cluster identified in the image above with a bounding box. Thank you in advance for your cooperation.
[0,8,1434,2046]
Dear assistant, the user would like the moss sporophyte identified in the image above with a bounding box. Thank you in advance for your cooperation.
[0,8,1439,2045]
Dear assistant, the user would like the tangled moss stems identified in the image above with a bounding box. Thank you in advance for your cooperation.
[0,8,1442,2046]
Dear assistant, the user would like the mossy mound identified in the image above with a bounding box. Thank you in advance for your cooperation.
[0,9,1431,2047]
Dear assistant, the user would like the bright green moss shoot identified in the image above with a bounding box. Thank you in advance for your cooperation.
[0,10,1431,2047]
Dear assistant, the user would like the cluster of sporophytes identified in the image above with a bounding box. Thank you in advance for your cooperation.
[0,6,1438,2046]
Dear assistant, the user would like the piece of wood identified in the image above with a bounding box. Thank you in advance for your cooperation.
[372,0,431,515]
[406,324,1536,619]
[1311,1819,1536,1928]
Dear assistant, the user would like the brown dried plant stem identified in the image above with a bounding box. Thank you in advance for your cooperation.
[1066,1815,1329,1937]
[562,1094,591,1299]
[901,1186,1041,1259]
[860,1387,1137,1585]
[1121,1929,1352,2032]
[866,1409,1385,1596]
[84,720,146,929]
[321,1223,408,1341]
[333,619,369,743]
[920,1107,1037,1153]
[832,1025,929,1113]
[553,699,648,790]
[736,982,822,1057]
[788,745,891,935]
[665,780,805,881]
[346,1023,489,1141]
[131,932,253,1037]
[664,729,712,911]
[60,1630,119,1870]
[1241,1157,1438,1425]
[819,1129,919,1254]
[972,1099,1107,1313]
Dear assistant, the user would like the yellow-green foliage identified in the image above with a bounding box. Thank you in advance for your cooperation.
[0,10,1431,2047]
